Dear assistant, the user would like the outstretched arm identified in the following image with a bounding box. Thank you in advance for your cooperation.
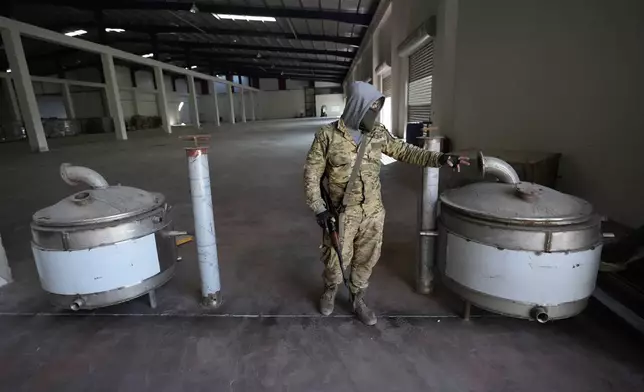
[382,129,443,167]
[303,130,329,214]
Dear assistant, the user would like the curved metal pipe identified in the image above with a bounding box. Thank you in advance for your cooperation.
[531,306,550,323]
[477,152,520,185]
[60,163,109,189]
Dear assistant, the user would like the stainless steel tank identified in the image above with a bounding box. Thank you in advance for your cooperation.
[437,153,603,322]
[31,164,177,310]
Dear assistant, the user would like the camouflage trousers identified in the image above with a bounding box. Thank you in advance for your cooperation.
[321,205,386,293]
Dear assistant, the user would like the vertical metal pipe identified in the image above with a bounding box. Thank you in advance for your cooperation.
[417,136,443,294]
[186,147,222,307]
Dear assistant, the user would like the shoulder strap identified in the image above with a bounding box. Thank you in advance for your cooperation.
[340,134,370,209]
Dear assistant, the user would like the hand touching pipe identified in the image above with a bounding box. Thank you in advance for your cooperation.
[439,154,471,172]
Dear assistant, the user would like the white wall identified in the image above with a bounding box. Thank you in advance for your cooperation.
[260,78,279,91]
[33,82,66,118]
[314,81,341,88]
[217,92,233,123]
[286,79,309,90]
[259,90,305,120]
[70,87,105,118]
[315,94,345,118]
[442,0,644,226]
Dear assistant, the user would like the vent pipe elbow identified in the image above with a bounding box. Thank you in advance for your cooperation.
[477,152,520,185]
[60,163,109,189]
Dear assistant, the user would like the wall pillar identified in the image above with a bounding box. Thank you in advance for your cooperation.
[187,75,200,128]
[227,84,235,124]
[213,82,220,126]
[153,66,171,133]
[1,77,22,123]
[101,53,127,140]
[250,91,256,121]
[1,27,48,152]
[372,28,380,90]
[241,88,247,123]
[61,82,76,119]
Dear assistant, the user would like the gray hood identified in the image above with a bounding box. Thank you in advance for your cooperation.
[341,81,384,131]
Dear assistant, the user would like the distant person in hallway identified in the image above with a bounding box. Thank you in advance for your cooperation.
[303,81,469,326]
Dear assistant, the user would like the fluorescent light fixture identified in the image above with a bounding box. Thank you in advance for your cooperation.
[6,69,11,73]
[213,14,276,22]
[65,29,87,37]
[190,65,198,69]
[105,28,125,33]
[178,102,184,111]
[142,53,154,58]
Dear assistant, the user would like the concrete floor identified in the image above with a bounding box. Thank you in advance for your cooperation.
[0,119,642,391]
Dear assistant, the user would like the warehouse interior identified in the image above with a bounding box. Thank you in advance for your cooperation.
[1,0,643,391]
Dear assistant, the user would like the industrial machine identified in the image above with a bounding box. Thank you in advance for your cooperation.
[418,141,603,323]
[31,164,178,310]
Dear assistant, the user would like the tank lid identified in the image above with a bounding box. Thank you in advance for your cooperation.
[440,182,594,225]
[33,186,165,227]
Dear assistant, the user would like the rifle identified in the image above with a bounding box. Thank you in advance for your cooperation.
[320,178,353,301]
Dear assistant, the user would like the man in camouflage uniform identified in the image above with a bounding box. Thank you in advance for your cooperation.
[304,81,468,325]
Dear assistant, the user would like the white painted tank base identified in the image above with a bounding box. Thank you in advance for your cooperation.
[441,232,602,321]
[32,234,174,310]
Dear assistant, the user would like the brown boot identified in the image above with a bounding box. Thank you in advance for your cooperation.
[319,284,338,316]
[353,290,377,326]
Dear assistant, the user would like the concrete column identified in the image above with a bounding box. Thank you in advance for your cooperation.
[250,91,256,121]
[101,53,127,140]
[241,88,247,123]
[227,84,235,124]
[372,28,380,90]
[61,82,75,119]
[187,75,200,128]
[1,77,22,123]
[212,82,220,126]
[153,66,171,134]
[1,27,48,152]
[0,235,12,288]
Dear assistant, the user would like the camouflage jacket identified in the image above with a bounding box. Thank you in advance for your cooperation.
[304,119,443,216]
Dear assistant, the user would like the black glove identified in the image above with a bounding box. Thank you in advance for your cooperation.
[438,154,470,172]
[316,210,333,229]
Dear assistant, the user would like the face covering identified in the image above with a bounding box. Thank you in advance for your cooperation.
[359,109,379,132]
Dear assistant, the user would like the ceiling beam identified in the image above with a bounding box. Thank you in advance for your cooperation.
[186,62,346,75]
[114,37,355,59]
[158,49,350,68]
[23,0,372,26]
[51,23,362,46]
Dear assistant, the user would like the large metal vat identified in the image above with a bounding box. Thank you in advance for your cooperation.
[31,164,177,310]
[437,153,603,322]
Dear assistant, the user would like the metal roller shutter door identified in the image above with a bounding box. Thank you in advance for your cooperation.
[407,41,433,123]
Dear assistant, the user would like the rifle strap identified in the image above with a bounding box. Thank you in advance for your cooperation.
[340,134,369,211]
[338,133,369,246]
